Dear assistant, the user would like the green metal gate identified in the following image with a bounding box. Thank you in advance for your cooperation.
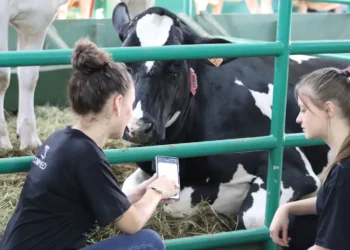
[1,0,349,249]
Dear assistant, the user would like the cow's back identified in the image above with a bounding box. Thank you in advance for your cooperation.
[186,55,348,175]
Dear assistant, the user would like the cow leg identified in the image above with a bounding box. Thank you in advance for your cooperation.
[194,0,210,15]
[163,181,251,218]
[0,10,12,149]
[78,0,93,18]
[16,31,47,150]
[163,163,254,218]
[245,0,261,14]
[260,0,273,14]
[122,167,151,195]
[236,177,267,230]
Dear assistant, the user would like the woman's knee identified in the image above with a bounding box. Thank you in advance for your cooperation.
[135,229,165,250]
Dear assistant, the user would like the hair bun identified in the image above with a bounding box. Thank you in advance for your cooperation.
[71,38,111,74]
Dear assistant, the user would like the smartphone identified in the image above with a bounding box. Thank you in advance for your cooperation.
[155,156,180,200]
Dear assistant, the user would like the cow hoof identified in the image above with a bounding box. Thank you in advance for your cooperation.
[17,119,42,151]
[0,120,13,150]
[0,135,13,150]
[163,204,190,218]
[19,135,42,151]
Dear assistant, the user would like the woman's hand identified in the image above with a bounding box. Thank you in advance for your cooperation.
[115,175,180,234]
[147,175,180,200]
[269,204,291,247]
[126,174,180,204]
[125,174,158,204]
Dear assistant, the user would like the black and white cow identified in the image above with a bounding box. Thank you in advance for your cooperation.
[112,3,346,230]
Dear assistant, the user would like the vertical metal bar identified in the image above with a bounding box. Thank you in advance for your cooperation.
[264,0,293,249]
[183,0,193,18]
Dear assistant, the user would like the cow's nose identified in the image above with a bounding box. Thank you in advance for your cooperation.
[139,121,154,135]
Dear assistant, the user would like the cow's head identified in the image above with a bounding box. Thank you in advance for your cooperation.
[112,3,234,145]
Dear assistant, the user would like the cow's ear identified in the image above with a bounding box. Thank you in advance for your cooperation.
[112,2,131,42]
[181,25,237,66]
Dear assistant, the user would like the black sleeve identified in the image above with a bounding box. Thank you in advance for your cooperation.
[315,166,349,249]
[75,158,131,227]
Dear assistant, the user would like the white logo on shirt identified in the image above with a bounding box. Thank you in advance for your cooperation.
[33,145,50,170]
[41,145,50,159]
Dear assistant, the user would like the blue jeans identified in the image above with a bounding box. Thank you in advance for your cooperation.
[81,229,165,250]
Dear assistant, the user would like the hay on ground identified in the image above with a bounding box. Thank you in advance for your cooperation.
[0,105,237,243]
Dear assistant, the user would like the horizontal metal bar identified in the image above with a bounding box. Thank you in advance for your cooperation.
[284,133,324,147]
[165,227,269,250]
[0,42,283,67]
[291,41,350,54]
[0,133,326,174]
[0,136,277,174]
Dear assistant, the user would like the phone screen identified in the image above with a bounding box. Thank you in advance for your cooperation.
[156,156,180,200]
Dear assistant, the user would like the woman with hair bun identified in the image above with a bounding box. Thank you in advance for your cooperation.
[0,38,179,250]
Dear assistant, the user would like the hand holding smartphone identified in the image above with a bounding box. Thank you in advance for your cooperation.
[155,156,180,201]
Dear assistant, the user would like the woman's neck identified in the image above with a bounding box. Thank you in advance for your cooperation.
[72,115,110,148]
[325,119,350,155]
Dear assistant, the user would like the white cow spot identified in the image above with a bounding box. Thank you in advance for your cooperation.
[145,61,154,72]
[235,79,244,86]
[242,177,266,229]
[127,101,144,133]
[235,79,273,119]
[280,180,294,205]
[122,168,150,195]
[136,13,174,72]
[165,111,180,128]
[289,55,316,64]
[163,186,195,218]
[242,177,296,229]
[211,164,255,216]
[295,147,321,190]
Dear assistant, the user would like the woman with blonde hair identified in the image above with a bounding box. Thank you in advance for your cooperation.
[269,67,350,250]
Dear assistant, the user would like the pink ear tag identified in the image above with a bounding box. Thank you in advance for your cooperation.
[190,68,198,96]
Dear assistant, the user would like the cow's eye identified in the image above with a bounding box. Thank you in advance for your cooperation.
[173,61,181,69]
[168,61,181,73]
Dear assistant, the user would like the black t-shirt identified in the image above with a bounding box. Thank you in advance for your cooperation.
[315,156,350,250]
[0,126,131,250]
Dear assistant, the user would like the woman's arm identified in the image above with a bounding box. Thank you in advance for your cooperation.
[284,196,317,215]
[114,176,178,234]
[113,188,163,234]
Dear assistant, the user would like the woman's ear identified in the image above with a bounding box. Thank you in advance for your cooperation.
[324,101,336,118]
[113,94,123,117]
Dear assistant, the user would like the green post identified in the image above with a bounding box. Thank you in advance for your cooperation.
[183,0,193,18]
[264,0,293,249]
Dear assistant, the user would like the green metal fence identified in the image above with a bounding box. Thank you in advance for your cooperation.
[1,0,349,249]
